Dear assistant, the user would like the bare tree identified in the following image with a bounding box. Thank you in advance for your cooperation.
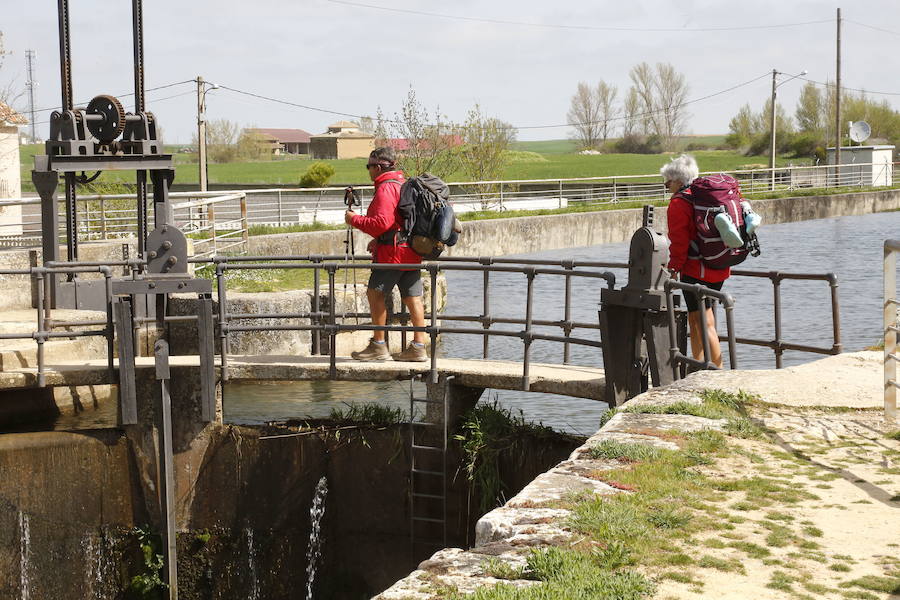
[596,81,619,142]
[567,82,602,149]
[192,118,240,163]
[358,115,375,135]
[628,62,690,150]
[0,31,25,109]
[621,88,641,138]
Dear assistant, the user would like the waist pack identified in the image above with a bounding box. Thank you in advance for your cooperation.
[679,174,761,269]
[394,173,461,259]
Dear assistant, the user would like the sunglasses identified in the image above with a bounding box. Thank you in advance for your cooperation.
[366,163,380,169]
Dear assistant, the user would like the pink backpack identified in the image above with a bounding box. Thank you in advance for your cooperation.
[678,174,760,269]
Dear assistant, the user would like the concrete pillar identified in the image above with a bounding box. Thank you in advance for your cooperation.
[425,375,484,431]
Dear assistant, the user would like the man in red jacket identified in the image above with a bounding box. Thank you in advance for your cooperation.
[662,154,728,368]
[344,147,427,362]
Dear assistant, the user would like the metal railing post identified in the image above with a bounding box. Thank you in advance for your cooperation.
[429,264,439,384]
[885,241,897,421]
[521,268,535,390]
[240,193,249,251]
[328,264,337,378]
[481,260,491,359]
[772,273,783,369]
[208,202,217,255]
[562,262,573,364]
[829,274,842,354]
[215,261,229,381]
[34,269,46,387]
[100,196,107,240]
[277,189,283,226]
[312,258,321,355]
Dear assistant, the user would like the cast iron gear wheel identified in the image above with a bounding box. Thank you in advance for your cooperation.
[85,94,126,144]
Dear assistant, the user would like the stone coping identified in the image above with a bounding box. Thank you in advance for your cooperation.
[0,355,605,401]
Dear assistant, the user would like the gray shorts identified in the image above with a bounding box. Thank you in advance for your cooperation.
[368,269,423,297]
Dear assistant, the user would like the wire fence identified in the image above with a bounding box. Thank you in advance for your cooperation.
[0,160,895,249]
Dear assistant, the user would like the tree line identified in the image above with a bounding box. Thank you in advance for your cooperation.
[567,62,690,153]
[726,82,900,160]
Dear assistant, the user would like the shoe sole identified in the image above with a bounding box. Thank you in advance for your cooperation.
[351,355,391,362]
[391,356,429,362]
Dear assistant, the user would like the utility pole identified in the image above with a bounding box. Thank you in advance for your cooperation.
[769,69,777,191]
[25,50,37,143]
[834,7,842,182]
[196,75,208,192]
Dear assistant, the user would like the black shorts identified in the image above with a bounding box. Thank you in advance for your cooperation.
[680,274,724,313]
[367,269,423,297]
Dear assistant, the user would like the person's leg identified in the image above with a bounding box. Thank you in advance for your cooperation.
[367,287,388,342]
[402,295,427,344]
[687,307,722,368]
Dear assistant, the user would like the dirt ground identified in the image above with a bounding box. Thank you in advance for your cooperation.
[656,352,900,599]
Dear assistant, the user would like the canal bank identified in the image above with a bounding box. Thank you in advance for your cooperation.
[375,351,900,599]
[246,188,900,257]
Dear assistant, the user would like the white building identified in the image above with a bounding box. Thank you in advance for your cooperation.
[0,101,27,235]
[826,145,895,187]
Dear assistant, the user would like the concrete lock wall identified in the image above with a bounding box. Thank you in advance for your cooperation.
[246,188,900,258]
[0,420,580,598]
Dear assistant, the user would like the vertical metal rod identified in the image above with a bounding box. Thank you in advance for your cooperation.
[104,271,114,377]
[481,269,490,359]
[772,275,783,369]
[131,0,145,113]
[57,0,73,111]
[312,261,321,355]
[277,189,283,226]
[724,302,738,370]
[136,171,147,263]
[100,197,107,239]
[885,244,897,421]
[240,193,249,250]
[64,172,78,269]
[408,375,414,560]
[522,270,535,390]
[208,202,217,255]
[328,267,336,379]
[154,341,177,600]
[442,376,450,547]
[35,271,46,387]
[830,276,842,354]
[563,268,572,364]
[216,263,229,380]
[665,286,681,380]
[429,266,438,384]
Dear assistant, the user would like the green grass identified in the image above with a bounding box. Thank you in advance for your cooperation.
[839,574,900,594]
[587,440,665,462]
[327,402,406,425]
[886,430,900,441]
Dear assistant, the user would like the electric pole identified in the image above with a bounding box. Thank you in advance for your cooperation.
[197,76,208,192]
[769,69,777,191]
[25,50,37,143]
[834,7,842,181]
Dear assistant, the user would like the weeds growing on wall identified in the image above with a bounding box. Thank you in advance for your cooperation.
[454,401,568,513]
[126,525,168,598]
[328,402,406,426]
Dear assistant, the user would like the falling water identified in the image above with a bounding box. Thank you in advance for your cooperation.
[19,511,30,600]
[305,476,328,600]
[246,527,259,600]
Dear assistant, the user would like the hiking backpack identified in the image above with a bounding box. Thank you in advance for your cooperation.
[396,173,460,259]
[680,174,761,270]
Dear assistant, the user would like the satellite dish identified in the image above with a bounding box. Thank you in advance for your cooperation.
[849,120,871,144]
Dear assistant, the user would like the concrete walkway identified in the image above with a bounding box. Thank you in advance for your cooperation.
[0,354,606,400]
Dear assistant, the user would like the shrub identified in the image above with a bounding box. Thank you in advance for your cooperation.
[299,162,336,187]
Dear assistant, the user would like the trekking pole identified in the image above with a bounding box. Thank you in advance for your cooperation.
[343,187,361,324]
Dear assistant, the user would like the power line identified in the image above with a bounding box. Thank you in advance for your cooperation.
[845,19,900,38]
[219,72,771,131]
[27,79,196,115]
[796,75,900,97]
[326,0,832,32]
[29,89,196,127]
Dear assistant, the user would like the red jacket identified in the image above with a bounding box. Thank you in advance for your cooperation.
[350,171,421,266]
[666,191,730,283]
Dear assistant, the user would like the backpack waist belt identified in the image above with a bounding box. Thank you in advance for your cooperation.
[376,230,409,245]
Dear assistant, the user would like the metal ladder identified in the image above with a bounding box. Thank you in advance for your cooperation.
[408,375,450,551]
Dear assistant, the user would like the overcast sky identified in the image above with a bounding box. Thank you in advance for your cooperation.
[4,0,899,144]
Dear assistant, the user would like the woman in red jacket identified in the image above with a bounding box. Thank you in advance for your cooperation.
[662,154,728,368]
[344,147,427,362]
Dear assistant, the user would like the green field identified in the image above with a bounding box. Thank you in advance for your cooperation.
[19,139,791,190]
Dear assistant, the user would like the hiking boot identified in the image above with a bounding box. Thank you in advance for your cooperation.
[391,342,428,362]
[350,338,390,361]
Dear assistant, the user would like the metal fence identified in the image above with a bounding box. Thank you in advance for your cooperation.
[884,239,899,421]
[0,161,896,248]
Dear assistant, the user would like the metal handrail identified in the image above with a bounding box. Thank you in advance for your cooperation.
[664,280,738,372]
[884,240,900,421]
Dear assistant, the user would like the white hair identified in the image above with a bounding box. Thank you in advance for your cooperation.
[660,154,699,187]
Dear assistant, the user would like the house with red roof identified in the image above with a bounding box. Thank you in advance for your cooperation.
[246,128,312,155]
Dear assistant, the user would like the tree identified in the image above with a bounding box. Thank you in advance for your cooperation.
[457,104,515,205]
[382,87,460,178]
[620,88,641,138]
[358,115,375,135]
[795,82,824,135]
[724,100,794,156]
[596,81,619,142]
[567,82,602,149]
[192,119,240,163]
[627,62,690,150]
[236,129,272,161]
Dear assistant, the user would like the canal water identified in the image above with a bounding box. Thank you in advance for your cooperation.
[48,210,900,435]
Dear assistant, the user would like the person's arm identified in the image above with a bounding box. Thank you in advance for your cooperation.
[350,183,398,238]
[667,197,691,273]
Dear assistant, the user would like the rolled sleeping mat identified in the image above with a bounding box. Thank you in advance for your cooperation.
[433,204,456,243]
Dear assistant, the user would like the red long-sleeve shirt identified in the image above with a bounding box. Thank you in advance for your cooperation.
[350,171,421,265]
[666,192,730,283]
